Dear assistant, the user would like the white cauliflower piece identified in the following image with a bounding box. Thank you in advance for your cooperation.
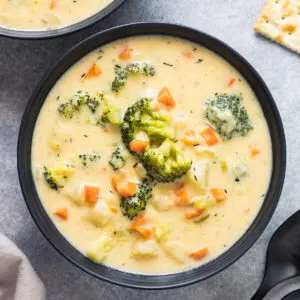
[193,145,216,159]
[191,194,216,210]
[162,241,186,263]
[132,239,159,258]
[151,194,174,212]
[232,163,249,182]
[187,160,209,190]
[134,163,147,180]
[88,200,113,227]
[154,222,170,242]
[64,182,100,206]
[86,235,115,263]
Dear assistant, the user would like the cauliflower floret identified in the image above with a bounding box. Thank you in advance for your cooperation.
[154,222,170,242]
[191,195,216,210]
[134,163,147,180]
[173,111,187,137]
[49,123,72,153]
[64,182,100,206]
[86,235,115,263]
[162,240,186,263]
[151,194,174,212]
[88,200,113,227]
[132,239,159,258]
[187,160,209,190]
[193,145,216,160]
[63,183,85,205]
[232,163,248,182]
[151,183,175,211]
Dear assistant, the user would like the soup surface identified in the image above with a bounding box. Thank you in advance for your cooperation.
[0,0,113,30]
[32,36,272,274]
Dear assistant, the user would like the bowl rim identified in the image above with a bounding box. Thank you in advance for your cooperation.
[18,22,286,289]
[0,0,127,39]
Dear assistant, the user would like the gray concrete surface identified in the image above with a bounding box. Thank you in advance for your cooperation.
[0,0,299,299]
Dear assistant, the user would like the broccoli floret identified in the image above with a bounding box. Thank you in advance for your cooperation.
[85,93,103,113]
[43,167,63,190]
[99,98,122,126]
[121,98,174,153]
[58,102,75,118]
[112,62,156,92]
[120,179,152,219]
[141,139,192,182]
[71,91,90,110]
[58,91,94,118]
[43,161,75,190]
[109,146,127,170]
[79,152,101,166]
[205,93,253,140]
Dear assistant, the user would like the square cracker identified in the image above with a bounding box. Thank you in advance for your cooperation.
[254,0,300,53]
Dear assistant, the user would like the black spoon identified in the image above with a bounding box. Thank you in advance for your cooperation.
[251,210,300,300]
[282,290,300,300]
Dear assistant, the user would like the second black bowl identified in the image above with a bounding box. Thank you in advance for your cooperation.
[18,23,286,289]
[0,0,127,39]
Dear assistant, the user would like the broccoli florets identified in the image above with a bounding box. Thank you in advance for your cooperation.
[120,179,152,219]
[58,91,98,118]
[99,98,122,126]
[43,167,63,190]
[205,93,253,140]
[79,152,101,166]
[112,62,156,92]
[43,161,75,190]
[141,139,192,182]
[121,98,174,153]
[85,93,103,113]
[109,146,127,170]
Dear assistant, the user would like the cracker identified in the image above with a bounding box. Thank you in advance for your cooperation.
[254,0,300,53]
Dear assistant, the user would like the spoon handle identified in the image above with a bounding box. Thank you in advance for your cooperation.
[282,290,300,300]
[250,263,297,300]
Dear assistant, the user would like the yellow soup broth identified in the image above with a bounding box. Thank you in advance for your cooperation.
[32,36,272,274]
[0,0,113,30]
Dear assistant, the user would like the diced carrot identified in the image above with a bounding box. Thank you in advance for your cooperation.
[117,181,137,197]
[54,207,68,220]
[210,188,226,203]
[110,207,118,214]
[189,247,208,260]
[182,130,201,146]
[175,183,190,206]
[227,77,236,88]
[49,0,56,9]
[130,215,154,239]
[250,146,260,158]
[84,63,102,78]
[185,208,205,220]
[111,175,122,191]
[84,185,100,204]
[111,175,137,197]
[200,127,218,146]
[157,87,176,108]
[119,46,131,60]
[129,139,150,153]
[182,50,194,58]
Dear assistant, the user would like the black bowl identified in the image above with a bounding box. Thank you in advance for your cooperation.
[0,0,126,39]
[18,23,286,289]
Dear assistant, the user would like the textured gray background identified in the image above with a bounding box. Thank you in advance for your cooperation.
[0,0,299,299]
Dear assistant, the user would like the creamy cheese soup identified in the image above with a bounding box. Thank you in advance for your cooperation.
[0,0,113,30]
[32,36,272,274]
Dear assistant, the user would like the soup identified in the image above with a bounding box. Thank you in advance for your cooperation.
[32,36,272,274]
[0,0,113,30]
